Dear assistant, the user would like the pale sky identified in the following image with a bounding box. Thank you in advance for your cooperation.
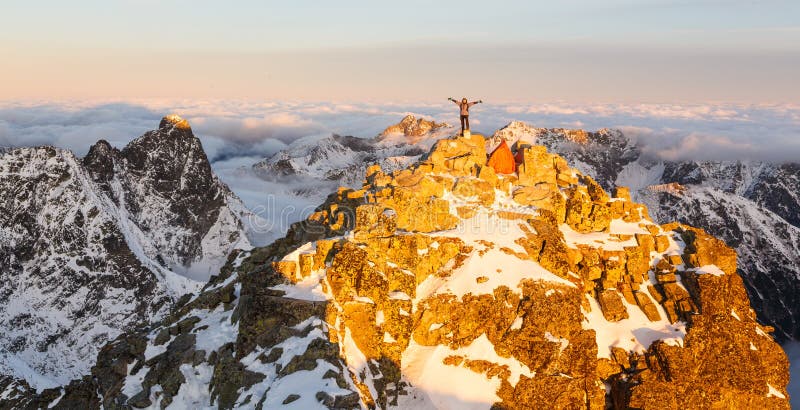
[1,0,799,102]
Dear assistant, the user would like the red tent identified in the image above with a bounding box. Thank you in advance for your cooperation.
[487,140,516,174]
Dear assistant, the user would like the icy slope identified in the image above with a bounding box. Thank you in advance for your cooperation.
[6,132,787,409]
[0,115,250,389]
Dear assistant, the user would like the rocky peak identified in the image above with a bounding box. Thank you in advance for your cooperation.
[0,115,250,389]
[379,114,450,141]
[83,139,119,189]
[491,120,540,144]
[13,130,788,409]
[123,115,204,170]
[159,113,192,133]
[272,132,788,409]
[117,117,235,269]
[86,138,114,156]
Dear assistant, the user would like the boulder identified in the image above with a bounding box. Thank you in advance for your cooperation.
[598,290,629,322]
[565,187,611,233]
[452,177,495,206]
[382,187,458,233]
[583,175,610,203]
[680,226,737,275]
[354,204,397,241]
[655,235,671,253]
[516,146,558,187]
[634,291,662,321]
[427,133,487,174]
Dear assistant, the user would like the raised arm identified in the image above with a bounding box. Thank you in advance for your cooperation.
[468,100,483,107]
[448,98,459,105]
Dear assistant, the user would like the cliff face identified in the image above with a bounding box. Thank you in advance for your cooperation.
[4,132,788,409]
[88,114,250,274]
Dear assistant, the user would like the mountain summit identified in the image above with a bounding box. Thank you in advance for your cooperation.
[4,130,788,409]
[0,115,250,389]
[378,114,451,143]
[159,114,192,131]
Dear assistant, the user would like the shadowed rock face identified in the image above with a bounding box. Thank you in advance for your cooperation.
[83,139,118,196]
[0,145,171,386]
[0,115,247,388]
[82,115,242,270]
[116,117,229,267]
[7,131,788,409]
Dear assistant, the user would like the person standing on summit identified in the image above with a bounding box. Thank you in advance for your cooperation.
[448,97,482,135]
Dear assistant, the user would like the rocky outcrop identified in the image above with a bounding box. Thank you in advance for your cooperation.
[378,114,450,142]
[490,121,639,189]
[0,115,250,389]
[7,129,788,409]
[250,118,800,346]
[492,121,800,343]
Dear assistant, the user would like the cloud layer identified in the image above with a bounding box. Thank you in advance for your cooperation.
[1,99,798,192]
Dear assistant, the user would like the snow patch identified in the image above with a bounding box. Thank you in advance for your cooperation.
[582,295,687,358]
[694,264,726,276]
[399,334,535,409]
[767,383,786,399]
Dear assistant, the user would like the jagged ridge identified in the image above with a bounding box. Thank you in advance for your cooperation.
[4,130,788,409]
[0,115,250,389]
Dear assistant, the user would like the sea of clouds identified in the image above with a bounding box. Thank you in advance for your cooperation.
[2,99,798,163]
[3,98,799,244]
[1,100,800,402]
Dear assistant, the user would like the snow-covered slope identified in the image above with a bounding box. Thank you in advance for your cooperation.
[252,115,450,189]
[0,115,250,389]
[4,132,788,409]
